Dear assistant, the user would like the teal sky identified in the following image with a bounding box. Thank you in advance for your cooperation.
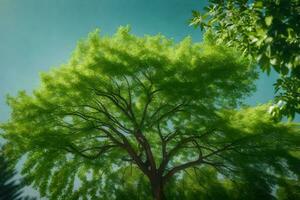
[0,0,286,122]
[0,0,298,198]
[0,0,206,122]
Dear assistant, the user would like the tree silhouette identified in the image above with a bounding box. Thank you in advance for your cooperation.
[0,152,22,200]
[0,151,36,200]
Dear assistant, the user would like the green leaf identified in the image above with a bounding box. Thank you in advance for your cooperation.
[265,16,273,26]
[258,54,271,74]
[281,66,289,75]
[254,1,264,9]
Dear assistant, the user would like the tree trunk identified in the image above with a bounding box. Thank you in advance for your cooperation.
[151,178,165,200]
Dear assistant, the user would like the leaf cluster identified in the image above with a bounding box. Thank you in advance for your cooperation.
[190,0,300,119]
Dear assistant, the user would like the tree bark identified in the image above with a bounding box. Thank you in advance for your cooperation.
[151,177,165,200]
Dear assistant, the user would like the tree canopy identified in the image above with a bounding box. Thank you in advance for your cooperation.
[1,27,300,200]
[190,0,300,120]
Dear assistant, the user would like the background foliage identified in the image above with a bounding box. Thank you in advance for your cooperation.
[190,0,300,120]
[0,150,36,200]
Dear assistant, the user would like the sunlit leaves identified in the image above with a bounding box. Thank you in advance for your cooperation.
[265,16,273,27]
[191,0,300,119]
[0,26,299,199]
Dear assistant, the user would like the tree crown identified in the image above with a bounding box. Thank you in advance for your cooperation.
[1,26,299,200]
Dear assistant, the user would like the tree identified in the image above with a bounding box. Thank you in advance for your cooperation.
[1,27,299,200]
[0,152,22,200]
[190,0,300,120]
[0,150,36,200]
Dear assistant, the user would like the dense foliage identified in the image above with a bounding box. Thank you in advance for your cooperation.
[1,27,299,200]
[190,0,300,120]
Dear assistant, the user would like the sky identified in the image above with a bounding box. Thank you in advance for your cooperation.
[0,0,298,198]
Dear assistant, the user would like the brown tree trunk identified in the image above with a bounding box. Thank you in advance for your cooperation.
[151,177,166,200]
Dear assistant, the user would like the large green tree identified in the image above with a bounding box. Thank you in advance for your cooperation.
[1,27,299,200]
[190,0,300,120]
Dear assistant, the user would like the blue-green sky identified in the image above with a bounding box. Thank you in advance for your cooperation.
[0,0,297,198]
[0,0,205,121]
[0,0,284,122]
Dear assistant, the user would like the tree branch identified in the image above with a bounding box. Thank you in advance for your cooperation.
[64,143,118,160]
